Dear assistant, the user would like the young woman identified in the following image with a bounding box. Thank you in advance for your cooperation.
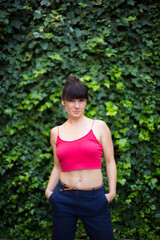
[45,76,117,240]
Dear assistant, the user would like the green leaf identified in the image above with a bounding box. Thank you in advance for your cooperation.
[105,101,118,117]
[49,54,62,61]
[139,129,150,141]
[117,178,126,186]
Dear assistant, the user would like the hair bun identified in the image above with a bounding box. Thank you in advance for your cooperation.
[65,76,80,86]
[62,75,88,100]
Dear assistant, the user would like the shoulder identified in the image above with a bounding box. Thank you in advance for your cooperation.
[50,121,67,137]
[50,126,59,144]
[94,120,111,138]
[95,120,110,131]
[50,126,58,136]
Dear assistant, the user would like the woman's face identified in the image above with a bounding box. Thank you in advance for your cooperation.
[62,99,87,118]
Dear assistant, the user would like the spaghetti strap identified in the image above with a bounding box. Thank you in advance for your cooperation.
[91,120,95,129]
[57,126,59,136]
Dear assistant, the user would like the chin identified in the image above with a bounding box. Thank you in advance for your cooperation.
[72,113,82,117]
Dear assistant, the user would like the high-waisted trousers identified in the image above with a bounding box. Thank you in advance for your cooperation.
[49,180,114,240]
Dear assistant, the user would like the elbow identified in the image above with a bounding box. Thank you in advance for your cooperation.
[45,188,49,198]
[45,188,53,199]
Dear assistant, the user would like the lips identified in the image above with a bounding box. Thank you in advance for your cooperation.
[73,111,80,114]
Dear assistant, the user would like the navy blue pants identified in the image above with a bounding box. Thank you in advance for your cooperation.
[49,181,114,240]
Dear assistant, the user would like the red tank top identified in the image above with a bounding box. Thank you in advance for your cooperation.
[56,121,103,172]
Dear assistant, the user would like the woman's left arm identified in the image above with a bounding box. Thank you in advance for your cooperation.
[100,121,117,203]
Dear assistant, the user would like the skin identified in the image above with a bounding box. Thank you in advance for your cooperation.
[45,99,117,203]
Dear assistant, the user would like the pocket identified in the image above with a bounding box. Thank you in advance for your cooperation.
[103,193,109,205]
[49,191,55,204]
[101,191,109,207]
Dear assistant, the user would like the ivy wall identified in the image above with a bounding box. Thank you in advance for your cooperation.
[0,0,160,239]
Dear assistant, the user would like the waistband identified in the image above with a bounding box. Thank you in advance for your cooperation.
[59,180,104,192]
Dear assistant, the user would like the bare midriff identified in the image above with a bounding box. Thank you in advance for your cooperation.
[60,168,103,189]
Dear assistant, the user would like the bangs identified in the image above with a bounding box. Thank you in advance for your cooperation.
[64,85,88,100]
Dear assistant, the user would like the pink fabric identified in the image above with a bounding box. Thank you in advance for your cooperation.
[56,128,103,172]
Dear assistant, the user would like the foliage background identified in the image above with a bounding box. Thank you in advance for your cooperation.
[0,0,160,239]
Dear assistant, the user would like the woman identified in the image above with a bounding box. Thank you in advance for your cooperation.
[45,76,117,240]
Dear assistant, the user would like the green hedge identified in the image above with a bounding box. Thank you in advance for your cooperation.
[0,0,160,239]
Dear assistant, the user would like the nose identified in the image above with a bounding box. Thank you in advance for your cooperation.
[75,100,79,108]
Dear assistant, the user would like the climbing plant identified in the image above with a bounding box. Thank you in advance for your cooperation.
[0,0,160,239]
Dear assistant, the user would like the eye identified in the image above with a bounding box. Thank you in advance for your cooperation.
[79,99,85,102]
[68,99,74,102]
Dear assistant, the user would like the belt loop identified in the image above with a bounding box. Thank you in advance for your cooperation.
[59,180,104,192]
[59,180,65,192]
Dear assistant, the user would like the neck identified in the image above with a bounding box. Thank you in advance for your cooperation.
[67,115,86,126]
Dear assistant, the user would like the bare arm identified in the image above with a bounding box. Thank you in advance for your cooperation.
[100,121,117,203]
[45,127,61,199]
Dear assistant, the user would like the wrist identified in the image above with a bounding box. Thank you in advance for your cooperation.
[45,189,53,199]
[109,192,116,199]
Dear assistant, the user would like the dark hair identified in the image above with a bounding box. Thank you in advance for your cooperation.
[61,76,88,100]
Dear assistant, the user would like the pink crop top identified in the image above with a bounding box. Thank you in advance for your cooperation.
[56,121,103,172]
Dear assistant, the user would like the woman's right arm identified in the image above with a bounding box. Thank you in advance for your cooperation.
[45,127,61,199]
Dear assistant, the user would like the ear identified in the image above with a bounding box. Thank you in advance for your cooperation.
[61,96,64,106]
[61,99,65,106]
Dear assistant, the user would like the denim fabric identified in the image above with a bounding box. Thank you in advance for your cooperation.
[49,181,114,240]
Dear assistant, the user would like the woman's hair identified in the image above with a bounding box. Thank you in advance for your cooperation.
[61,76,88,100]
